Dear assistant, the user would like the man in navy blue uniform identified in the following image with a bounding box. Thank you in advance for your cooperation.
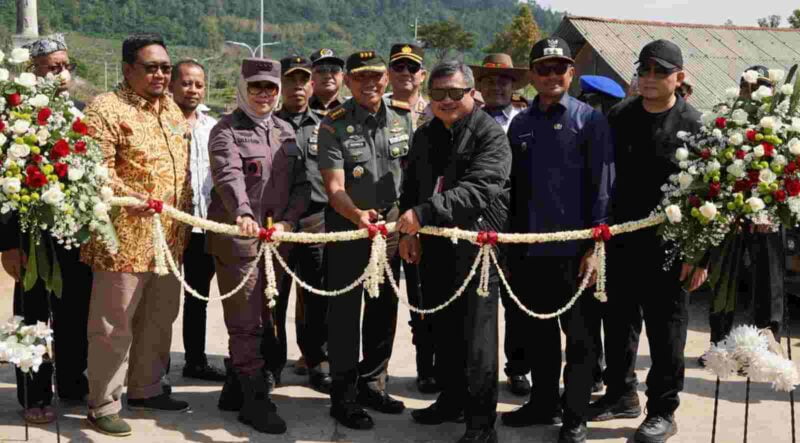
[503,37,615,443]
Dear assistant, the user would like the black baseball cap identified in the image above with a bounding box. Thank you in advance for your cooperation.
[530,37,574,65]
[280,55,312,76]
[346,51,386,74]
[637,39,683,70]
[310,48,345,68]
[389,43,424,65]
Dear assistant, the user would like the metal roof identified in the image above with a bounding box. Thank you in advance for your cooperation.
[554,16,800,109]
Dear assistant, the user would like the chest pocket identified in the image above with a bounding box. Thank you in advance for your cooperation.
[557,127,582,169]
[238,143,267,180]
[344,142,370,164]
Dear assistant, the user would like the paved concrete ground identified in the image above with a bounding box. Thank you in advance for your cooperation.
[1,267,799,443]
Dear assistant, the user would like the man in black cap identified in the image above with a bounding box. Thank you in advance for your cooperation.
[504,36,615,443]
[318,50,413,430]
[271,55,332,393]
[309,48,345,117]
[587,39,708,443]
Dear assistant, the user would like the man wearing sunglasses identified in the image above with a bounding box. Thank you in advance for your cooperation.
[504,37,615,443]
[318,50,412,430]
[386,43,428,128]
[397,59,511,443]
[309,48,345,117]
[26,34,81,105]
[587,39,706,443]
[80,33,192,436]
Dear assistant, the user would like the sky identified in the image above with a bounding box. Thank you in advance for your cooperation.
[533,0,795,27]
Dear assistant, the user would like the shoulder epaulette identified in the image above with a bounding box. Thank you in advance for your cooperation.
[390,99,411,111]
[329,106,346,121]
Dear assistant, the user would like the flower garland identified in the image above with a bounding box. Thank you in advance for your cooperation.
[702,325,800,392]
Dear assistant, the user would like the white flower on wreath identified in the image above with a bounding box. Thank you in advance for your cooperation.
[0,69,9,82]
[14,72,36,88]
[1,178,20,195]
[9,47,30,65]
[92,201,110,220]
[783,84,796,96]
[0,133,7,147]
[35,128,49,145]
[699,202,718,220]
[727,160,746,178]
[731,109,749,125]
[791,118,800,133]
[752,86,773,101]
[41,186,65,206]
[67,166,85,181]
[8,143,30,159]
[677,130,690,140]
[789,138,800,156]
[28,94,49,108]
[700,112,716,127]
[726,87,741,99]
[707,159,721,173]
[753,144,765,158]
[746,197,766,212]
[768,69,785,83]
[742,70,760,84]
[11,120,30,135]
[665,205,682,223]
[712,128,723,139]
[788,197,800,215]
[728,132,744,146]
[773,155,788,168]
[675,147,689,161]
[100,186,114,202]
[760,169,777,184]
[760,116,780,131]
[678,172,693,189]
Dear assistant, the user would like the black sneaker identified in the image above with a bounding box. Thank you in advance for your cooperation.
[501,401,562,427]
[128,393,189,412]
[330,402,374,430]
[634,414,677,442]
[183,362,226,382]
[507,375,531,396]
[587,390,642,422]
[357,388,405,414]
[559,421,588,443]
[411,402,464,425]
[457,428,498,443]
[309,364,332,394]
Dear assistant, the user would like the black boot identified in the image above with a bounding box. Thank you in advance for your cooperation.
[634,414,677,442]
[218,358,243,411]
[587,389,641,422]
[237,372,287,434]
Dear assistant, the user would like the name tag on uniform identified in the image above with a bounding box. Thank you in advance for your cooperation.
[235,137,260,144]
[309,136,318,143]
[346,141,367,148]
[389,134,409,144]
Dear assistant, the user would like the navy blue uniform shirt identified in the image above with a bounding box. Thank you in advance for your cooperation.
[508,93,615,257]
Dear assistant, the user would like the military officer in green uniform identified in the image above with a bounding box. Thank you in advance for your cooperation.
[318,50,413,430]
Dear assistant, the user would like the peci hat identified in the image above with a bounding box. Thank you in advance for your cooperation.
[530,37,574,65]
[637,39,683,70]
[469,53,529,91]
[389,43,424,65]
[280,55,312,76]
[310,48,345,68]
[346,51,386,74]
[241,58,281,86]
[579,75,625,99]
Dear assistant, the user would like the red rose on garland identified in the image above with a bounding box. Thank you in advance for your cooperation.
[37,108,52,125]
[50,139,70,160]
[54,163,68,178]
[72,119,88,135]
[746,129,757,142]
[762,142,775,158]
[7,93,21,107]
[715,117,727,129]
[25,166,48,188]
[73,140,87,154]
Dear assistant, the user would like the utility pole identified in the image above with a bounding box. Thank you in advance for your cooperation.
[14,0,39,48]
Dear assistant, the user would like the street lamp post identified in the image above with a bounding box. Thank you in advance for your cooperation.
[200,54,223,103]
[260,0,264,58]
[224,40,281,58]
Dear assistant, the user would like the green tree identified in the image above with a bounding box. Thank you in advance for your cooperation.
[485,4,542,66]
[757,15,782,27]
[418,19,475,61]
[788,9,800,28]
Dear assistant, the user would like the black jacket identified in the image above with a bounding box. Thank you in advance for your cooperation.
[400,108,511,279]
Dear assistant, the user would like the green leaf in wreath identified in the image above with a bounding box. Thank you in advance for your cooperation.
[22,236,38,292]
[75,226,91,243]
[50,240,63,298]
[39,205,56,228]
[35,237,52,293]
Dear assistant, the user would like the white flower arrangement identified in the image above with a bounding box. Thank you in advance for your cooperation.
[0,316,52,373]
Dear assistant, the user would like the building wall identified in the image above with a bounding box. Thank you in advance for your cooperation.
[569,43,631,98]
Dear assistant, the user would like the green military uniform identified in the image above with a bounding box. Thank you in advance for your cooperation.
[318,51,412,413]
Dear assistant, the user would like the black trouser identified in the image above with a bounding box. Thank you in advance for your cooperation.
[405,259,436,378]
[508,256,597,424]
[586,297,607,384]
[424,242,498,430]
[182,232,216,367]
[14,246,92,406]
[325,206,400,403]
[501,286,532,378]
[604,230,688,416]
[294,209,329,369]
[708,230,784,343]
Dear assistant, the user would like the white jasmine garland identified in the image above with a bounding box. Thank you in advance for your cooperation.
[675,147,689,161]
[665,205,682,223]
[747,197,766,212]
[699,202,718,220]
[742,70,759,84]
[14,72,36,88]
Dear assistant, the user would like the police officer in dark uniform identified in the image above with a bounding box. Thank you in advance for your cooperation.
[309,48,346,118]
[318,50,413,430]
[272,55,332,392]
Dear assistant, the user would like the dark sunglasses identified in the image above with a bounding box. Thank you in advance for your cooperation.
[636,64,678,79]
[429,87,472,102]
[247,82,279,96]
[533,63,570,77]
[137,62,173,75]
[313,64,343,74]
[42,63,77,74]
[390,62,421,74]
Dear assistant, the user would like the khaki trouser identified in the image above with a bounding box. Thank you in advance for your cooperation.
[87,271,181,418]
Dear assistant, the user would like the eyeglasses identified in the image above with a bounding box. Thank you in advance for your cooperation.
[313,65,343,74]
[636,65,679,79]
[136,62,173,75]
[429,87,472,102]
[390,62,421,74]
[532,63,570,77]
[247,82,279,96]
[41,63,77,74]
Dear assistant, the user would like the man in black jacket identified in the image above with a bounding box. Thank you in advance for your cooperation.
[587,40,708,443]
[397,59,511,443]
